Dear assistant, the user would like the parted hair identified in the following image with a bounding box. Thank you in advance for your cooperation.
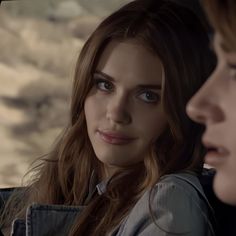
[0,0,215,235]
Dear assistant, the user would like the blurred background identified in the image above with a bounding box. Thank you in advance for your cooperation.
[0,0,132,187]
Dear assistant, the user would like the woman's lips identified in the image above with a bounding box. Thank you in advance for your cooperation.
[97,130,136,145]
[203,140,230,167]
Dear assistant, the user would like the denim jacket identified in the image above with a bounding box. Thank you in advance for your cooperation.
[0,172,215,236]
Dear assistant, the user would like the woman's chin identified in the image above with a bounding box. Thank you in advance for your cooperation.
[213,172,236,205]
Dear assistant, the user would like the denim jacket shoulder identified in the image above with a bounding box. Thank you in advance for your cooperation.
[0,188,84,236]
[0,188,19,213]
[111,172,215,236]
[21,204,83,236]
[0,172,215,236]
[2,203,84,236]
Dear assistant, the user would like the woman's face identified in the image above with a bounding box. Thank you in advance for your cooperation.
[84,40,167,177]
[187,33,236,205]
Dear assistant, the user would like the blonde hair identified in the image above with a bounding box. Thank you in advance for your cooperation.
[203,0,236,50]
[1,0,215,235]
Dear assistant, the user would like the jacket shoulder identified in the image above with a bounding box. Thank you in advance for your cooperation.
[0,187,23,213]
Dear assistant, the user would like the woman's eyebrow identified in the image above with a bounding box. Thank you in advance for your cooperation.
[94,71,115,82]
[94,70,162,90]
[220,41,232,53]
[136,84,162,90]
[214,35,232,54]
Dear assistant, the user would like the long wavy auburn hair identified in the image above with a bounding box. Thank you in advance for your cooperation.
[1,0,216,235]
[203,0,236,50]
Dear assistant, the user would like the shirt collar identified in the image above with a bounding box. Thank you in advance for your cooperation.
[84,171,108,204]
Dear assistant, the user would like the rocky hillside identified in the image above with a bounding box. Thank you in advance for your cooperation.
[2,0,132,18]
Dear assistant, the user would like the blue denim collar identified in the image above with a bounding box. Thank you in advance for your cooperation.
[11,204,84,236]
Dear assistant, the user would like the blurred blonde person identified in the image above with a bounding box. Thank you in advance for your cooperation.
[187,0,236,205]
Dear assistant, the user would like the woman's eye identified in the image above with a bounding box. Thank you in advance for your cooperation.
[138,91,160,103]
[95,79,114,92]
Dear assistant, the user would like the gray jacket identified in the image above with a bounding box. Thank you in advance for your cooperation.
[3,172,215,236]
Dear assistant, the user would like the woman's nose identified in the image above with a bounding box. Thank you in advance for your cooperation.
[106,95,131,125]
[187,97,212,124]
[186,77,224,125]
